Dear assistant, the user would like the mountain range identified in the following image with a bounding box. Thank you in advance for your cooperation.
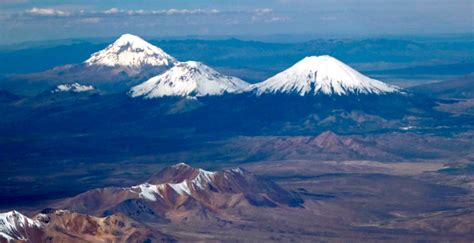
[2,34,401,98]
[3,157,474,242]
[1,34,176,94]
[1,34,441,137]
[58,163,302,220]
[6,34,467,136]
[0,163,302,242]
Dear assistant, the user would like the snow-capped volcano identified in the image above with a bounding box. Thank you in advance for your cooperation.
[252,55,399,96]
[84,34,177,71]
[5,34,177,94]
[129,61,249,98]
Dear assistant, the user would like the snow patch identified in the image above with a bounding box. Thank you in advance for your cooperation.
[193,169,216,189]
[132,183,162,201]
[53,83,95,93]
[169,181,192,195]
[228,168,244,175]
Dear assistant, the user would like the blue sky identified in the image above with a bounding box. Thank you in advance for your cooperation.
[0,0,472,44]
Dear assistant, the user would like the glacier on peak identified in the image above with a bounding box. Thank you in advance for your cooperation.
[84,33,177,69]
[129,61,250,98]
[251,55,399,96]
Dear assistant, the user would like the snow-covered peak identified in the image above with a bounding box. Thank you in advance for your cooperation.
[52,83,95,93]
[252,55,399,96]
[172,162,192,168]
[84,34,177,69]
[130,166,217,200]
[113,34,152,48]
[0,210,42,242]
[129,61,250,98]
[128,163,255,201]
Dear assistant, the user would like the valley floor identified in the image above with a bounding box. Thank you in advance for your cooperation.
[19,161,474,242]
[2,144,474,241]
[154,160,474,241]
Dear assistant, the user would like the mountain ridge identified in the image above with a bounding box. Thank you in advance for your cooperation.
[57,163,303,223]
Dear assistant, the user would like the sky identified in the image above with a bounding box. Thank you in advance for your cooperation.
[0,0,472,44]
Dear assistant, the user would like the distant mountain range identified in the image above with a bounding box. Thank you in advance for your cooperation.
[1,35,471,80]
[1,34,176,94]
[2,34,402,98]
[2,33,471,101]
[1,34,470,139]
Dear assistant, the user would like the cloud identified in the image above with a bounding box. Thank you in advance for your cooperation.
[99,8,221,16]
[127,9,145,15]
[26,7,69,17]
[0,0,27,3]
[142,8,217,15]
[145,8,221,16]
[79,17,101,24]
[103,8,122,14]
[250,8,289,24]
[255,8,273,14]
[165,9,205,15]
[14,6,285,28]
[266,16,290,23]
[17,7,270,20]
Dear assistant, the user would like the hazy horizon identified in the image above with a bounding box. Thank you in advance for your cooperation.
[1,32,472,50]
[1,0,472,45]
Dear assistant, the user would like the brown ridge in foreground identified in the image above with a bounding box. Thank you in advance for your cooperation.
[0,209,174,243]
[59,163,303,220]
[0,163,303,242]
